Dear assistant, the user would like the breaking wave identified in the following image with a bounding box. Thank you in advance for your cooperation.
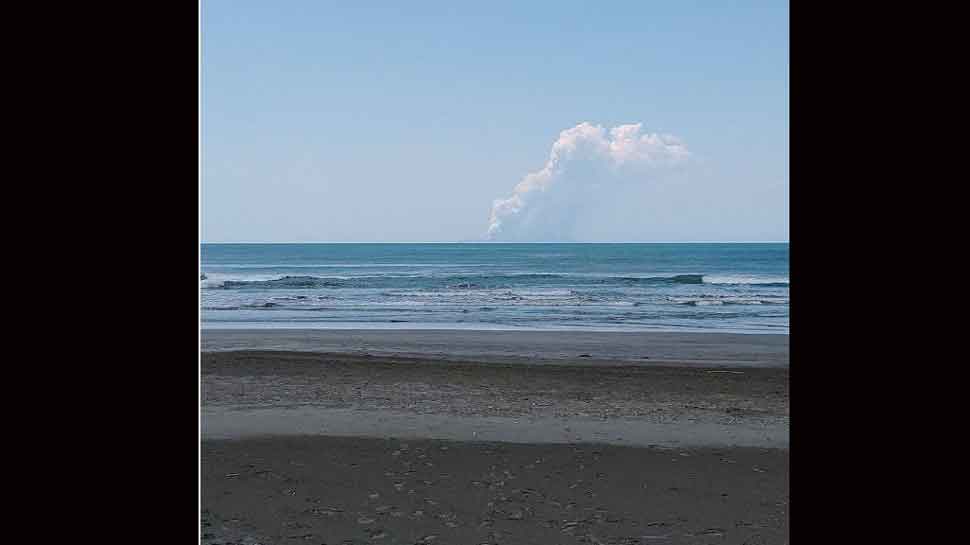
[199,272,733,290]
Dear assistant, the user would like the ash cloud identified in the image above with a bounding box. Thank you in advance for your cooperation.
[486,122,690,241]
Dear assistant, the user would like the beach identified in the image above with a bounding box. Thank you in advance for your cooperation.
[202,330,788,544]
[199,1,791,537]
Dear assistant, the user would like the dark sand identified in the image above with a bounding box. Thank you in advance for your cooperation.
[202,351,788,448]
[203,436,788,545]
[202,331,789,544]
[202,329,789,368]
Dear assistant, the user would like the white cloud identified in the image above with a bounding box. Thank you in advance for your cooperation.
[486,122,690,241]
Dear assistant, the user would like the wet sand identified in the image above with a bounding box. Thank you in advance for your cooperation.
[202,329,789,368]
[202,351,788,448]
[202,331,789,544]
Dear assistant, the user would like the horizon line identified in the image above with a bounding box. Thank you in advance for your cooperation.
[200,240,790,244]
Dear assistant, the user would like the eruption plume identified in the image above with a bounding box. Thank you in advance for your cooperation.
[486,122,690,241]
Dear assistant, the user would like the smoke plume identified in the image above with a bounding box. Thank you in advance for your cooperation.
[486,122,690,241]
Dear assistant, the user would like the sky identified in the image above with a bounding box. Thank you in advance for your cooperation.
[201,0,788,242]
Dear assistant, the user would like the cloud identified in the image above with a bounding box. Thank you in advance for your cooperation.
[486,122,690,241]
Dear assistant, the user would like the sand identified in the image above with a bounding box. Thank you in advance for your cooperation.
[202,329,789,368]
[203,436,788,545]
[201,330,789,544]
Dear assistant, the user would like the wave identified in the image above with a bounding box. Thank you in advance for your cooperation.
[201,272,723,290]
[223,276,343,289]
[667,295,789,306]
[702,275,789,286]
[201,277,225,289]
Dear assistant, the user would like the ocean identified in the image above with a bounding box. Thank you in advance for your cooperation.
[201,243,789,333]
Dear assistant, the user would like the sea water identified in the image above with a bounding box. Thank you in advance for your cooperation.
[201,243,789,333]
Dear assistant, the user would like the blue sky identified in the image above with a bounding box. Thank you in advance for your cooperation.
[202,1,788,242]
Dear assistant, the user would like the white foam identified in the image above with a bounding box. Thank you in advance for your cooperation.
[702,275,789,285]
